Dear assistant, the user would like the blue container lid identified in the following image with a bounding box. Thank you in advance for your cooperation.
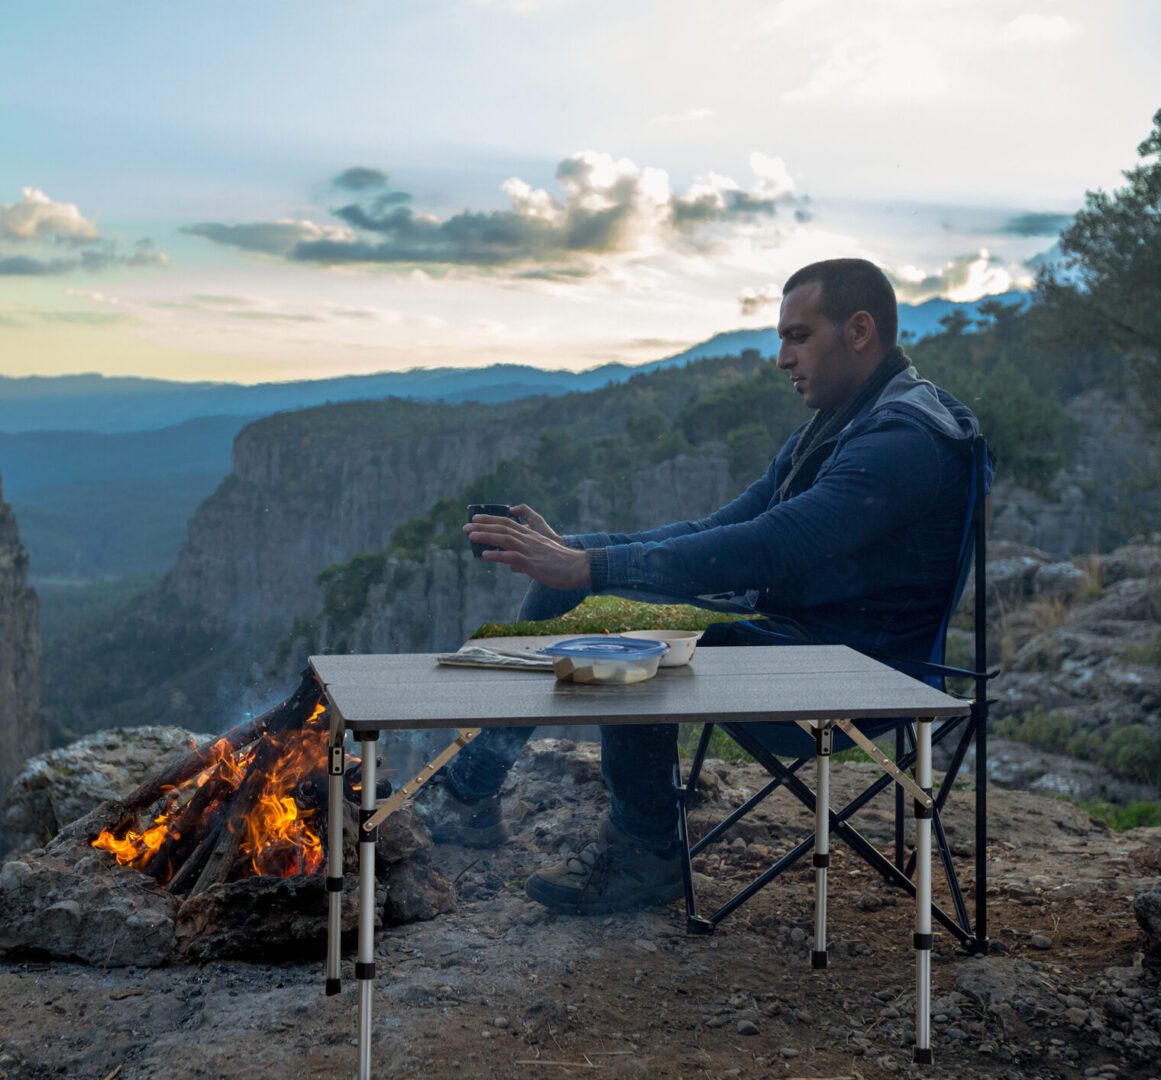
[540,636,668,660]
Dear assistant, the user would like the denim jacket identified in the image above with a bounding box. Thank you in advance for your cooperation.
[571,366,984,661]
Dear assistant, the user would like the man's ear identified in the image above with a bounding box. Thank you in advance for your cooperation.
[844,310,877,354]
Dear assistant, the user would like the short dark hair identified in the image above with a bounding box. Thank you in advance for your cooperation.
[782,258,898,347]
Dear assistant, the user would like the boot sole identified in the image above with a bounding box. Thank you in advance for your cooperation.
[524,873,684,916]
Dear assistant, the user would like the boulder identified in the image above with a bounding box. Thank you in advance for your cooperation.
[1,725,209,857]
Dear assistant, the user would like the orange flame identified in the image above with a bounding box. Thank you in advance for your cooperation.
[92,701,330,881]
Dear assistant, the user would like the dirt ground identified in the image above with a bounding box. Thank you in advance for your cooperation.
[1,739,1159,1080]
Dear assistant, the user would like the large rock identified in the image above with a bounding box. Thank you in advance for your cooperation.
[0,475,42,835]
[1134,885,1161,972]
[1,725,208,857]
[0,836,179,967]
[0,759,452,967]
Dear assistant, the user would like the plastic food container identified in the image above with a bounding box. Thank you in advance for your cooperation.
[539,636,668,684]
[620,629,702,666]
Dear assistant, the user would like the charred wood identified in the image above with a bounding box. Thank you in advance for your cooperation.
[113,672,322,825]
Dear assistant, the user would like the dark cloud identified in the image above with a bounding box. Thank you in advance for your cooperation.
[181,220,340,256]
[188,151,807,277]
[0,255,69,275]
[333,167,390,192]
[738,284,779,316]
[999,212,1073,237]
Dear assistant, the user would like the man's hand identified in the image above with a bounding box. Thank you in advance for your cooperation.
[464,514,591,590]
[509,504,564,544]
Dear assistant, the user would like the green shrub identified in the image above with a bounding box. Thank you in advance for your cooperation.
[994,707,1075,755]
[1122,631,1161,667]
[1075,799,1161,831]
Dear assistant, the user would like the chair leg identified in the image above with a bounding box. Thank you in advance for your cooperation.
[675,749,713,934]
[812,724,831,970]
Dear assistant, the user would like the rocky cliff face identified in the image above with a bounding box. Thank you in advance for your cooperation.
[166,404,538,639]
[0,475,42,814]
[990,389,1161,554]
[292,447,737,662]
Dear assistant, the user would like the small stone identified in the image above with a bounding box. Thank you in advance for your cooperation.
[789,927,806,945]
[779,1046,800,1058]
[737,1019,759,1036]
[1030,933,1052,950]
[705,1015,729,1029]
[492,1016,509,1029]
[794,1009,812,1024]
[945,1027,968,1041]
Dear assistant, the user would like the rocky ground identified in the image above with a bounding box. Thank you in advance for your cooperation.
[1,739,1159,1080]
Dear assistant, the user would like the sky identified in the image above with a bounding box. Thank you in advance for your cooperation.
[1,0,1159,384]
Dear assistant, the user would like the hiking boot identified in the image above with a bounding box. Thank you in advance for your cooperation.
[413,781,506,848]
[524,815,683,916]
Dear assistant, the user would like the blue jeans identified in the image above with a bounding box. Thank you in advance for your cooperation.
[445,580,811,846]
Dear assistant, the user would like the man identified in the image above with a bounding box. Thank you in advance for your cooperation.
[423,258,982,915]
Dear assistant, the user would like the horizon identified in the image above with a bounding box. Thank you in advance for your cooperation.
[2,1,1158,384]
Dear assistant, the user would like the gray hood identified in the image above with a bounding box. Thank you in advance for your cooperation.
[869,365,977,442]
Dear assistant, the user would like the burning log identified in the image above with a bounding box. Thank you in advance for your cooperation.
[91,671,329,896]
[112,673,322,827]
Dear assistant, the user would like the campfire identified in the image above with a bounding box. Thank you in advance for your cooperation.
[90,674,337,895]
[0,673,455,968]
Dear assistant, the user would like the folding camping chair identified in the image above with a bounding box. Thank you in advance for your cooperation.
[675,434,996,955]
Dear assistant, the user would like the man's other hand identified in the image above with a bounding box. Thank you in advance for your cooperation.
[509,504,563,544]
[464,515,590,590]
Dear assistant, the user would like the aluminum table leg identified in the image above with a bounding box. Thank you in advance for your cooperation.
[914,717,933,1065]
[325,726,344,997]
[356,732,378,1080]
[812,723,832,970]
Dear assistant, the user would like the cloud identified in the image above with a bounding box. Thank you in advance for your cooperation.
[998,14,1082,47]
[738,284,780,316]
[181,219,355,256]
[653,107,716,124]
[891,248,1034,303]
[777,3,1083,107]
[0,188,168,275]
[0,187,99,244]
[187,151,806,279]
[332,167,390,192]
[999,211,1072,237]
[0,255,72,275]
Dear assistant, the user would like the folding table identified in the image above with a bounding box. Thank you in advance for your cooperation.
[310,645,970,1078]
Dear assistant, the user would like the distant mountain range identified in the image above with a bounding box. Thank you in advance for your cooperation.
[0,292,1025,435]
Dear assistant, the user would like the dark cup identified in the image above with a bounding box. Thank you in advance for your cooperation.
[467,503,518,558]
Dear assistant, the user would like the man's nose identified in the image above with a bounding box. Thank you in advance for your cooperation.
[776,345,793,369]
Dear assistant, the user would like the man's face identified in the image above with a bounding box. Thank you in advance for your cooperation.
[776,282,862,411]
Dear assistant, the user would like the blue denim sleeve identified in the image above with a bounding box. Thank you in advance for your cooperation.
[600,422,946,596]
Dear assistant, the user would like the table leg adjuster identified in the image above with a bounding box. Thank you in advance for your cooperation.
[358,809,379,843]
[355,962,376,981]
[812,852,829,868]
[914,932,933,950]
[325,977,341,997]
[914,1047,933,1065]
[811,950,827,970]
[326,875,343,893]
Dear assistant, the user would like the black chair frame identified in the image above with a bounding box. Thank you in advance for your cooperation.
[675,435,996,954]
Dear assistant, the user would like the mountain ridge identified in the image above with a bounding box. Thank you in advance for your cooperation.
[0,292,1027,434]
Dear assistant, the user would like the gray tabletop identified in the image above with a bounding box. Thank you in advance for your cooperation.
[310,645,969,731]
